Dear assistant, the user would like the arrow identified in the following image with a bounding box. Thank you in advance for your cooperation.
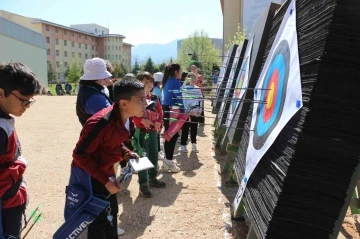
[22,212,42,239]
[163,118,253,131]
[170,87,270,92]
[163,111,247,121]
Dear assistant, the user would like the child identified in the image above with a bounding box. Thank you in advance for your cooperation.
[0,62,39,238]
[151,72,165,160]
[180,73,203,153]
[66,76,147,239]
[133,72,165,197]
[161,64,184,173]
[76,57,112,126]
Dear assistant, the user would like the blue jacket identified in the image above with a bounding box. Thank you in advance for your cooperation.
[152,86,162,103]
[161,77,183,108]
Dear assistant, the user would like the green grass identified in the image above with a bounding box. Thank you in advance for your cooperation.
[47,83,77,95]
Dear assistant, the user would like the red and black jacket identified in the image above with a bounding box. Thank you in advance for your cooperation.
[72,105,134,185]
[0,109,27,209]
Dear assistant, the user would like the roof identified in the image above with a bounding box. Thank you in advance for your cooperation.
[0,17,46,49]
[98,34,125,39]
[123,42,134,47]
[32,19,98,37]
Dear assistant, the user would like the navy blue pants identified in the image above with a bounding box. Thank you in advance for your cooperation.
[2,204,25,239]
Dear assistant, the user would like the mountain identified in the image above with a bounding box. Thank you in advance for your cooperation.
[132,39,179,64]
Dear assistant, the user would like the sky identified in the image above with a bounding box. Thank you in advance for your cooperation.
[0,0,223,46]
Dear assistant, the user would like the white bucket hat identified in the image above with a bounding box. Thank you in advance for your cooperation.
[153,72,164,83]
[80,58,112,80]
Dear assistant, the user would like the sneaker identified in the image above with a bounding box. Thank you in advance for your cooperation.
[139,184,152,197]
[192,143,199,153]
[180,145,188,153]
[118,227,125,236]
[149,178,166,188]
[158,151,165,160]
[161,160,180,173]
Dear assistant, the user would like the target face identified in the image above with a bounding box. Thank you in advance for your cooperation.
[232,57,249,111]
[253,40,290,150]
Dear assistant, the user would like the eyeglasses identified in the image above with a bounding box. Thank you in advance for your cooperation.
[11,92,36,106]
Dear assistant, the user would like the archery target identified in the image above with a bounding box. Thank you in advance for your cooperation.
[253,40,290,150]
[233,0,303,210]
[232,57,249,111]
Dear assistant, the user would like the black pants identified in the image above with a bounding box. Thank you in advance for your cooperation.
[181,116,199,145]
[158,133,161,152]
[87,178,118,239]
[1,204,25,239]
[162,105,179,161]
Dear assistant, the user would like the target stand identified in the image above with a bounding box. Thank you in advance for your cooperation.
[220,3,281,177]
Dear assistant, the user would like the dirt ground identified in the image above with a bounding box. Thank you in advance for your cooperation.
[15,96,357,238]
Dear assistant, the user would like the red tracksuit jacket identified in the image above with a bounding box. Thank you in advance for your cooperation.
[0,109,27,209]
[72,105,133,185]
[132,93,163,130]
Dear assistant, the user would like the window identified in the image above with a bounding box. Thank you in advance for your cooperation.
[85,44,88,49]
[104,55,107,59]
[64,40,67,46]
[46,37,50,43]
[55,27,58,33]
[64,51,67,57]
[71,32,74,37]
[112,55,114,60]
[116,55,118,60]
[79,43,81,48]
[78,34,81,38]
[108,46,110,50]
[47,49,50,55]
[79,53,82,58]
[108,55,110,59]
[56,61,59,67]
[56,38,59,45]
[95,28,97,33]
[92,55,94,58]
[72,41,74,47]
[96,55,98,57]
[64,62,68,67]
[92,45,94,50]
[104,46,106,51]
[85,35,87,40]
[116,46,118,50]
[64,29,67,35]
[85,54,88,59]
[72,52,75,57]
[56,50,59,56]
[46,25,49,31]
[116,38,118,42]
[57,73,60,79]
[112,46,114,50]
[102,30,104,35]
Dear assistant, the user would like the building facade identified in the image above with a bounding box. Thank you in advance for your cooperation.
[0,10,133,82]
[220,0,285,53]
[0,16,48,89]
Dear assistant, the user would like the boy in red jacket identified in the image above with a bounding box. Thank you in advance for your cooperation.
[69,76,147,239]
[0,63,39,238]
[133,72,166,197]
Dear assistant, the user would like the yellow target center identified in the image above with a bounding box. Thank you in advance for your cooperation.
[266,83,275,109]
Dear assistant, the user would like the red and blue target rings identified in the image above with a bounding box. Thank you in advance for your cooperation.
[253,40,290,150]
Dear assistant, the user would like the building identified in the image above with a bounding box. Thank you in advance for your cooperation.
[0,10,133,82]
[177,38,223,58]
[220,0,285,53]
[0,16,48,89]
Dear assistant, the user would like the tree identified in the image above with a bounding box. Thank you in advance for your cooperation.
[112,63,121,78]
[225,23,246,52]
[47,62,57,84]
[67,62,82,85]
[132,60,141,75]
[177,30,220,77]
[158,63,166,72]
[64,66,70,80]
[143,56,155,73]
[120,63,128,77]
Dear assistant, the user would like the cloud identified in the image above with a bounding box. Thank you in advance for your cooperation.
[125,26,180,46]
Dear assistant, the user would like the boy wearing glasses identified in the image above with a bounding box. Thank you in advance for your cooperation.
[0,63,39,238]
